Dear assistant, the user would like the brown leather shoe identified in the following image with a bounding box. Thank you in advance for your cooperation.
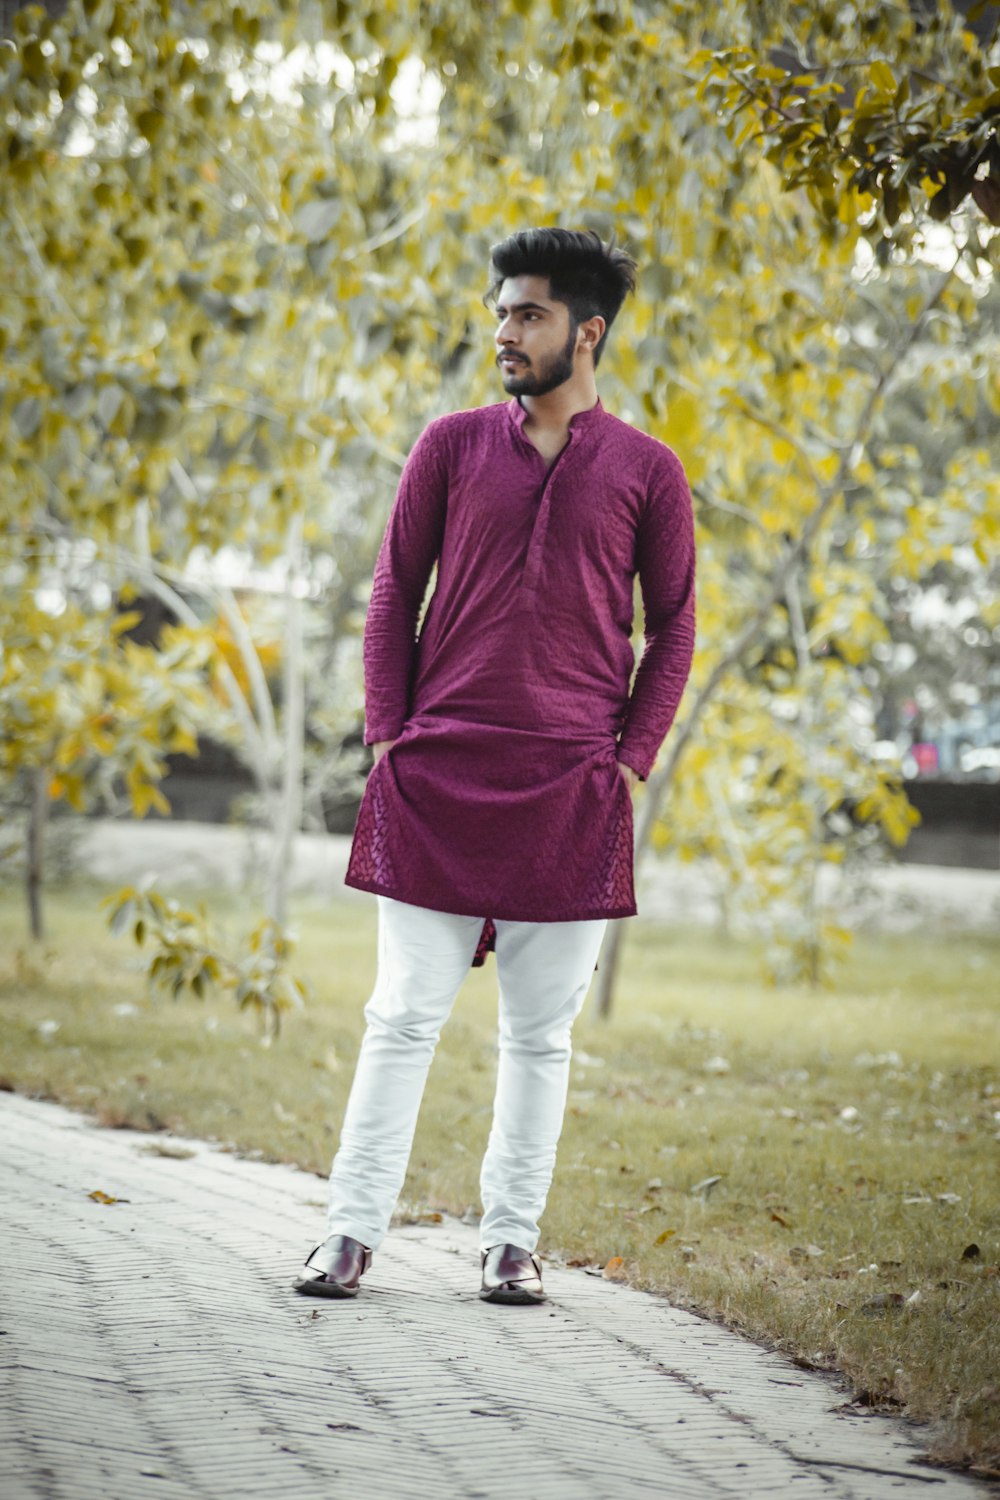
[293,1234,372,1298]
[479,1243,546,1304]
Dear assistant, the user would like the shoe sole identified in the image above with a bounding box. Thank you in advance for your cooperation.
[478,1285,546,1305]
[292,1276,360,1299]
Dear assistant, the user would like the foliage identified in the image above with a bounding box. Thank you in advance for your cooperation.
[103,883,307,1040]
[0,592,217,816]
[700,1,1000,239]
[2,0,997,997]
[660,660,919,983]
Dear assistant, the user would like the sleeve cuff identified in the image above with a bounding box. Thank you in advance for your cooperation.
[616,745,653,781]
[364,722,405,746]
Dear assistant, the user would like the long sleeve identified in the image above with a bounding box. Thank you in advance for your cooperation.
[362,421,449,744]
[616,448,696,781]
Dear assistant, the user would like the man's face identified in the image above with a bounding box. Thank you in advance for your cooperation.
[493,274,579,397]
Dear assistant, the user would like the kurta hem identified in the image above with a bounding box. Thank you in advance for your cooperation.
[342,874,637,925]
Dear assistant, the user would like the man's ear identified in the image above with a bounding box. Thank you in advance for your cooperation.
[578,314,606,355]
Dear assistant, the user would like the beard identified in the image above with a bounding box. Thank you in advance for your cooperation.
[497,324,578,396]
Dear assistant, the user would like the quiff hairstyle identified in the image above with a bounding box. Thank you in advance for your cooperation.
[486,227,638,366]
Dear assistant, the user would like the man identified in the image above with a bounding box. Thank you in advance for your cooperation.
[294,227,696,1305]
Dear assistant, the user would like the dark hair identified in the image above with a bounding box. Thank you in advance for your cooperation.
[486,227,637,366]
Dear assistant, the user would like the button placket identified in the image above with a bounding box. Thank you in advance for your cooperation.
[519,430,577,605]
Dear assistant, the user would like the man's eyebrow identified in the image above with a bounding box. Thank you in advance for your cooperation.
[494,299,551,316]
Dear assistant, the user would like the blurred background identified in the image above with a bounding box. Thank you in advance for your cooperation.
[2,0,999,995]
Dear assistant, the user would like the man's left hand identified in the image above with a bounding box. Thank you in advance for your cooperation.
[617,762,640,793]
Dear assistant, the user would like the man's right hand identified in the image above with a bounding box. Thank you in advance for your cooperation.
[372,740,397,765]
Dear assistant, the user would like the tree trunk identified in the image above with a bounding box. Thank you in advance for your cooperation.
[785,563,823,987]
[266,511,305,929]
[26,767,47,941]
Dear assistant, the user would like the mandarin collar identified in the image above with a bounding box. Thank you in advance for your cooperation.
[509,396,605,431]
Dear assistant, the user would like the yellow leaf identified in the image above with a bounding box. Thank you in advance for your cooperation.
[870,61,896,94]
[63,774,87,812]
[667,390,701,448]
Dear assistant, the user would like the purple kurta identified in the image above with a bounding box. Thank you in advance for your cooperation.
[345,397,696,922]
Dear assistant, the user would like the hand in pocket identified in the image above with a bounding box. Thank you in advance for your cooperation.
[616,761,639,793]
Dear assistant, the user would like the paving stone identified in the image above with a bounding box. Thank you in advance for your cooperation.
[0,1093,989,1500]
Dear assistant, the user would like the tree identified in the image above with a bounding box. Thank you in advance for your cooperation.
[0,591,218,937]
[700,1,1000,236]
[3,0,995,1022]
[1,0,472,1001]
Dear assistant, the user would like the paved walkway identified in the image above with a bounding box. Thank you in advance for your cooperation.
[1,1094,989,1500]
[78,818,1000,933]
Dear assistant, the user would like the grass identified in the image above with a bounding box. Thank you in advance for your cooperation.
[1,879,998,1475]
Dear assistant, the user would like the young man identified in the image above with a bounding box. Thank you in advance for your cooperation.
[294,227,696,1305]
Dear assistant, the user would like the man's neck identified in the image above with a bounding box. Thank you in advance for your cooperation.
[518,376,600,433]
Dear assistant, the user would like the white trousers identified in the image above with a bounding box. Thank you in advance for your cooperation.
[327,897,608,1254]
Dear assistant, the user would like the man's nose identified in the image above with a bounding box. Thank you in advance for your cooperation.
[496,320,517,346]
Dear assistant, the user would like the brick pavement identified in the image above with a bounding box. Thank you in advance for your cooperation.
[0,1093,989,1500]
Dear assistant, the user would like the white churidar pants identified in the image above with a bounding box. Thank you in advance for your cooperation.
[327,896,608,1254]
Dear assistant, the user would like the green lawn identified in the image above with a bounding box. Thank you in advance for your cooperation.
[1,880,998,1475]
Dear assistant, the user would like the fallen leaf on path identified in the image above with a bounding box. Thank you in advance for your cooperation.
[87,1189,127,1205]
[603,1256,627,1281]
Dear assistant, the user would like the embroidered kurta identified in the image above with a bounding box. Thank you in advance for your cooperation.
[344,396,696,923]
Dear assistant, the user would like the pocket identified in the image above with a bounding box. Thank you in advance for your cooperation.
[614,763,633,816]
[368,745,394,780]
[592,752,630,805]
